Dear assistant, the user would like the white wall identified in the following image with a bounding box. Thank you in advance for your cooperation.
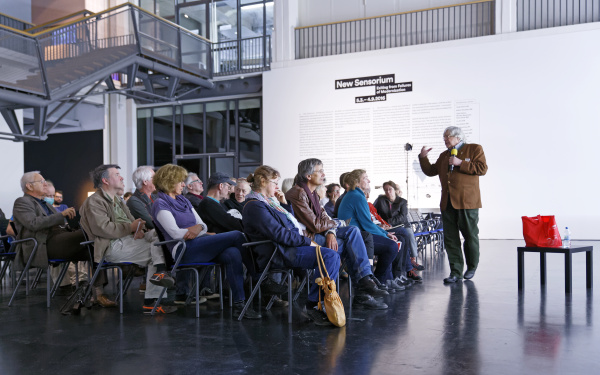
[0,0,32,23]
[263,23,600,240]
[0,112,25,217]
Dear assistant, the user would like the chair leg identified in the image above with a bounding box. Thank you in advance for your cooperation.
[238,271,268,321]
[218,266,223,310]
[8,255,37,306]
[287,271,293,324]
[116,267,124,314]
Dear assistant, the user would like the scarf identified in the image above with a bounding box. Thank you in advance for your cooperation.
[246,191,305,234]
[297,181,321,219]
[154,191,196,229]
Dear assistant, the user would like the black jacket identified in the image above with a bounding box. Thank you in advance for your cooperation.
[197,196,243,234]
[373,194,409,227]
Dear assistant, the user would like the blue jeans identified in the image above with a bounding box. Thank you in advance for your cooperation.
[390,227,415,274]
[286,246,340,303]
[175,231,247,303]
[372,234,398,283]
[314,226,372,282]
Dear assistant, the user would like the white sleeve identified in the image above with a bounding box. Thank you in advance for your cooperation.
[156,210,189,239]
[192,210,208,236]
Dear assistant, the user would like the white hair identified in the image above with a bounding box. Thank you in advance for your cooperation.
[444,126,466,142]
[183,173,199,194]
[132,166,154,190]
[20,171,40,193]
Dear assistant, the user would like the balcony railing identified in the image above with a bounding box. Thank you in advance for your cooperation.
[213,35,271,76]
[0,11,34,31]
[295,0,495,59]
[517,0,600,31]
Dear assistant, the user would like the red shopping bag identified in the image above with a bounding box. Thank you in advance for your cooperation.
[521,215,563,248]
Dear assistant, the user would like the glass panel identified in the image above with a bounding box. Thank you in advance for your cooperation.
[153,106,174,167]
[140,0,155,13]
[213,0,237,42]
[211,157,234,178]
[206,101,228,153]
[179,3,207,38]
[241,2,267,38]
[182,103,205,154]
[174,106,182,155]
[238,165,259,180]
[177,158,207,183]
[229,105,236,152]
[137,108,152,166]
[238,99,261,163]
[157,0,176,20]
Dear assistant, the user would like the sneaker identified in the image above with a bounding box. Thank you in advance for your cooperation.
[411,257,425,271]
[261,277,288,296]
[174,294,207,305]
[394,276,413,288]
[386,279,406,292]
[142,304,178,315]
[233,301,262,319]
[357,276,389,297]
[149,272,175,288]
[407,269,423,283]
[304,306,334,326]
[200,287,220,299]
[354,294,388,310]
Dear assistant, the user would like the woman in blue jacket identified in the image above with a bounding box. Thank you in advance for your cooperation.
[242,165,340,326]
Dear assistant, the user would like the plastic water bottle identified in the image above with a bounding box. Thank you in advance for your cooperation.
[563,227,571,248]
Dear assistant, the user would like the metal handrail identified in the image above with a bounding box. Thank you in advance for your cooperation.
[0,11,35,29]
[24,9,95,33]
[295,0,495,29]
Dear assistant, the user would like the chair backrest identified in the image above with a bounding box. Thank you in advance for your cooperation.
[153,224,176,268]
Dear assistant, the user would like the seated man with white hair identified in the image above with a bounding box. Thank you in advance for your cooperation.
[183,172,204,215]
[126,166,157,230]
[80,164,176,314]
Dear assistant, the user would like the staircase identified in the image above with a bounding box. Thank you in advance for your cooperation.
[0,3,214,141]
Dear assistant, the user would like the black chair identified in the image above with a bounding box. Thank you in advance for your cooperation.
[151,225,223,318]
[0,234,16,287]
[80,229,137,314]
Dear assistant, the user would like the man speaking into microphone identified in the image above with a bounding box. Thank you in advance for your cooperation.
[418,126,488,284]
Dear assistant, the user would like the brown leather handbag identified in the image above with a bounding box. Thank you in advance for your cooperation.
[315,245,346,327]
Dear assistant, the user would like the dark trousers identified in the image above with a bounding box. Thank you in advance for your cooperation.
[176,231,247,303]
[372,234,398,283]
[442,200,480,277]
[47,228,90,261]
[389,227,413,276]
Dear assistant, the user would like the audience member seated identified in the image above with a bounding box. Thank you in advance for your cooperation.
[123,192,133,202]
[324,183,341,218]
[336,169,408,291]
[374,180,424,272]
[127,166,157,230]
[316,184,328,208]
[79,164,175,314]
[183,173,204,214]
[364,187,420,286]
[242,165,341,326]
[151,164,269,319]
[223,178,251,213]
[12,172,90,294]
[285,159,389,310]
[197,172,243,234]
[280,178,294,194]
[52,189,69,213]
[332,172,350,218]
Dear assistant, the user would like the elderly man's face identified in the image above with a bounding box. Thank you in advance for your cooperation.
[444,132,460,148]
[188,178,203,195]
[45,185,56,199]
[27,173,47,197]
[234,182,251,203]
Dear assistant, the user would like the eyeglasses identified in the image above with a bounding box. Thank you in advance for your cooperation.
[191,180,202,184]
[269,179,279,185]
[443,135,455,140]
[29,179,46,185]
[313,169,325,175]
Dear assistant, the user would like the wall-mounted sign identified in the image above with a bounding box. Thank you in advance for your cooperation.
[335,74,412,103]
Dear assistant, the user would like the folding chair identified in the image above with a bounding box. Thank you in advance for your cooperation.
[0,234,16,287]
[237,240,294,323]
[80,229,137,314]
[150,225,223,318]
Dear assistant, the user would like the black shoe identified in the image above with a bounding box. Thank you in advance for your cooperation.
[304,306,334,326]
[354,294,388,310]
[372,277,390,292]
[357,276,389,297]
[443,275,461,284]
[407,270,423,283]
[261,277,288,296]
[233,301,262,319]
[464,269,476,280]
[56,284,76,296]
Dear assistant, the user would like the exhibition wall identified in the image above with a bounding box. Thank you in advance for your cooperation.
[263,23,600,239]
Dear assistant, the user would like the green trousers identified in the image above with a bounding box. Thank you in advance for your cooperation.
[441,201,480,278]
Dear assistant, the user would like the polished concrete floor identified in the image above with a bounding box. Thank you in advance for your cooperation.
[0,240,598,375]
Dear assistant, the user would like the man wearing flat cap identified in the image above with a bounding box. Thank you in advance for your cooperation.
[197,172,243,234]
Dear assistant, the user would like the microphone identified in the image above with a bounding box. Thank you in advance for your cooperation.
[450,148,458,172]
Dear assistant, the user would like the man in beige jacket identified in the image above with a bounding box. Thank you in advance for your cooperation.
[80,164,175,314]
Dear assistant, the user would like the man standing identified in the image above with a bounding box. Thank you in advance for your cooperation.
[419,126,488,283]
[79,164,175,313]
